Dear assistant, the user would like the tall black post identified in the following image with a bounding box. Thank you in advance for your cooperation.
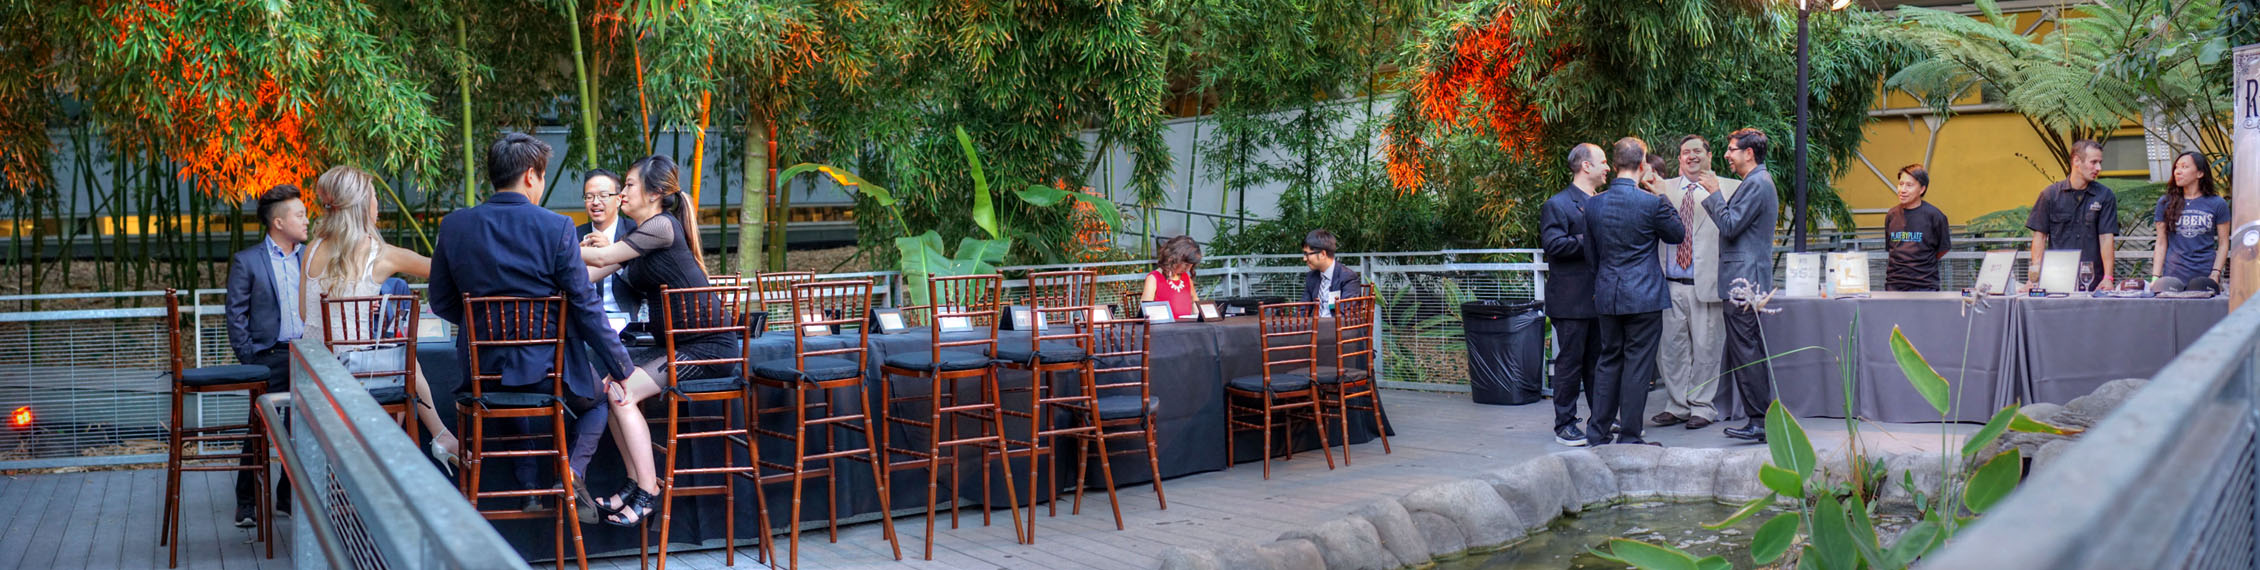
[1793,7,1811,252]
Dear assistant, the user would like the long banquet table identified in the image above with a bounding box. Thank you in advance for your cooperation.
[1733,292,2228,423]
[415,317,1390,559]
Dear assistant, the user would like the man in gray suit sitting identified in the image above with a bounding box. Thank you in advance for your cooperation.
[1700,128,1779,442]
[1582,138,1685,446]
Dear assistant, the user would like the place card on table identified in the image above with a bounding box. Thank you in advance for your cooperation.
[872,308,908,334]
[799,311,833,336]
[1090,305,1112,322]
[1974,250,2017,295]
[1826,252,1870,296]
[1140,301,1176,324]
[1782,252,1824,298]
[1197,301,1222,321]
[2037,249,2082,293]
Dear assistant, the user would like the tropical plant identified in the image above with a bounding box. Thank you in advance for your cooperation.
[780,126,1124,305]
[1595,324,2078,569]
[1889,0,2245,176]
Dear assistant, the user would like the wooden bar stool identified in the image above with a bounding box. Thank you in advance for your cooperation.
[158,289,275,568]
[748,280,902,570]
[455,295,587,570]
[1315,295,1389,464]
[316,293,424,444]
[754,271,815,333]
[877,274,1022,559]
[707,273,744,288]
[1065,317,1165,529]
[1225,302,1335,479]
[995,270,1105,543]
[640,284,764,570]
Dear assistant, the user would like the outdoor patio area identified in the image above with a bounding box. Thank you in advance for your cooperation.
[0,388,1971,570]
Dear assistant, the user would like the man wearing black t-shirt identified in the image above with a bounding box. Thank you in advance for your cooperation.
[2024,140,2119,291]
[1884,164,1950,291]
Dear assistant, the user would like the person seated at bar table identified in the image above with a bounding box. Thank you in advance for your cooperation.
[1142,235,1203,319]
[1301,229,1360,317]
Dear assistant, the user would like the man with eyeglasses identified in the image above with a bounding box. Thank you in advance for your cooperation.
[1301,229,1360,317]
[578,169,639,323]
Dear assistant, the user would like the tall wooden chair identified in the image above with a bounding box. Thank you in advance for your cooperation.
[641,284,764,570]
[1224,302,1335,479]
[158,289,275,568]
[1064,316,1165,529]
[455,295,587,570]
[707,273,744,288]
[876,274,1023,558]
[1315,295,1389,464]
[316,293,424,444]
[748,280,902,570]
[994,270,1106,542]
[754,271,815,332]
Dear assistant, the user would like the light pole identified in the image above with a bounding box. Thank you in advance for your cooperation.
[1793,0,1851,252]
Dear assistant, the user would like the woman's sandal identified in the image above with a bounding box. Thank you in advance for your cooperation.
[600,486,657,527]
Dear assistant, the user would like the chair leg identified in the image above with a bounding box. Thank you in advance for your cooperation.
[788,390,807,570]
[1334,389,1353,467]
[1260,397,1274,480]
[1144,419,1167,509]
[922,383,941,561]
[555,409,589,570]
[1311,388,1336,470]
[862,389,903,561]
[991,373,1025,545]
[1072,433,1091,516]
[656,399,680,570]
[1369,387,1393,454]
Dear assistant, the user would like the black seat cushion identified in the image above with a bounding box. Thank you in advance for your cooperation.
[753,356,864,383]
[368,386,410,406]
[1226,373,1313,393]
[883,350,993,373]
[1311,367,1372,385]
[171,364,271,387]
[673,377,748,394]
[458,391,562,409]
[995,341,1089,364]
[1094,395,1160,421]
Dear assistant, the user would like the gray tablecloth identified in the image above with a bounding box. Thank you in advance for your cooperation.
[1748,293,2228,423]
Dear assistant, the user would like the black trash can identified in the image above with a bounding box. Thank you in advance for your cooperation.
[1463,300,1546,405]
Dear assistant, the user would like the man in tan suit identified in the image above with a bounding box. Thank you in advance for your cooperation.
[1651,134,1738,429]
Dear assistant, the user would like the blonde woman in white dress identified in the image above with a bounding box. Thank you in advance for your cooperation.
[299,165,462,470]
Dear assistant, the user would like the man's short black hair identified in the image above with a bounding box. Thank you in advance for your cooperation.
[1729,128,1769,165]
[584,168,623,190]
[255,184,301,228]
[1566,143,1601,173]
[1610,137,1647,171]
[486,132,553,190]
[1302,229,1339,256]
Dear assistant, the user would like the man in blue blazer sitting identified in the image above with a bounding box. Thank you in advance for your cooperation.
[429,133,634,498]
[1301,229,1361,316]
[223,183,308,527]
[1581,138,1685,446]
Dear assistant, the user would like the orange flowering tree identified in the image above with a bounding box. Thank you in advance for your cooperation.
[1383,0,1913,245]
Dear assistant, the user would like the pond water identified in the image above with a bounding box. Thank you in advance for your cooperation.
[1434,501,1784,570]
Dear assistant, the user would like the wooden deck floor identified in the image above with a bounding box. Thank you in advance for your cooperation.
[0,389,1968,570]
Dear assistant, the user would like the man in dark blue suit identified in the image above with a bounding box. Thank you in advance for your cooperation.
[223,183,307,527]
[576,168,639,320]
[1540,143,1609,447]
[1582,138,1685,446]
[1300,229,1361,316]
[429,133,633,493]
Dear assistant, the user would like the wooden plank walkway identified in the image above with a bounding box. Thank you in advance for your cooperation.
[0,389,1967,569]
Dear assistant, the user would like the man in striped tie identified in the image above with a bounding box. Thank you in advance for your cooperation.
[1651,134,1740,431]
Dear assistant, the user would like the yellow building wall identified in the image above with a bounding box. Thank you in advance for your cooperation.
[1834,111,2071,229]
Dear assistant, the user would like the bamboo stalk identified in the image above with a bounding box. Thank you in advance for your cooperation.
[567,0,599,171]
[738,114,769,274]
[458,9,477,207]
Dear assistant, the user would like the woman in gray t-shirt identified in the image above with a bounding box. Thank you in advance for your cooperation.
[2150,151,2230,282]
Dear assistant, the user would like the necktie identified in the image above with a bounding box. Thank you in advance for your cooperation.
[1676,183,1697,269]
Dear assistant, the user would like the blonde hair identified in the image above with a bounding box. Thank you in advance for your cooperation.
[309,165,382,299]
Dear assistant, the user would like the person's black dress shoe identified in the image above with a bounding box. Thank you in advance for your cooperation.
[1685,416,1714,429]
[1723,423,1767,442]
[1651,412,1687,427]
[1555,424,1589,447]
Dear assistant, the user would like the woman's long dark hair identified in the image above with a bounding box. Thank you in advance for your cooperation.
[629,155,700,265]
[2162,151,2216,229]
[1156,235,1202,277]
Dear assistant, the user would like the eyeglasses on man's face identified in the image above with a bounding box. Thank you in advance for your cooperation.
[584,192,618,201]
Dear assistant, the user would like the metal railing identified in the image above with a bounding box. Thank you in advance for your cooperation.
[1923,298,2260,569]
[266,342,527,570]
[0,244,2167,468]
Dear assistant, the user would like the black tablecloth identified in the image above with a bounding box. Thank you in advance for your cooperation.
[415,317,1390,558]
[1745,293,2227,423]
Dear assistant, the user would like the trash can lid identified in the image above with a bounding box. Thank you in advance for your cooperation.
[1461,299,1542,319]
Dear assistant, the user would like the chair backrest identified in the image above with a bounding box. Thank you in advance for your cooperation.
[461,295,569,399]
[1088,318,1152,402]
[788,280,874,369]
[1257,302,1319,386]
[1334,295,1375,372]
[756,272,816,331]
[916,274,1003,360]
[708,273,744,288]
[318,293,422,386]
[162,288,188,380]
[1026,270,1098,353]
[658,284,753,385]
